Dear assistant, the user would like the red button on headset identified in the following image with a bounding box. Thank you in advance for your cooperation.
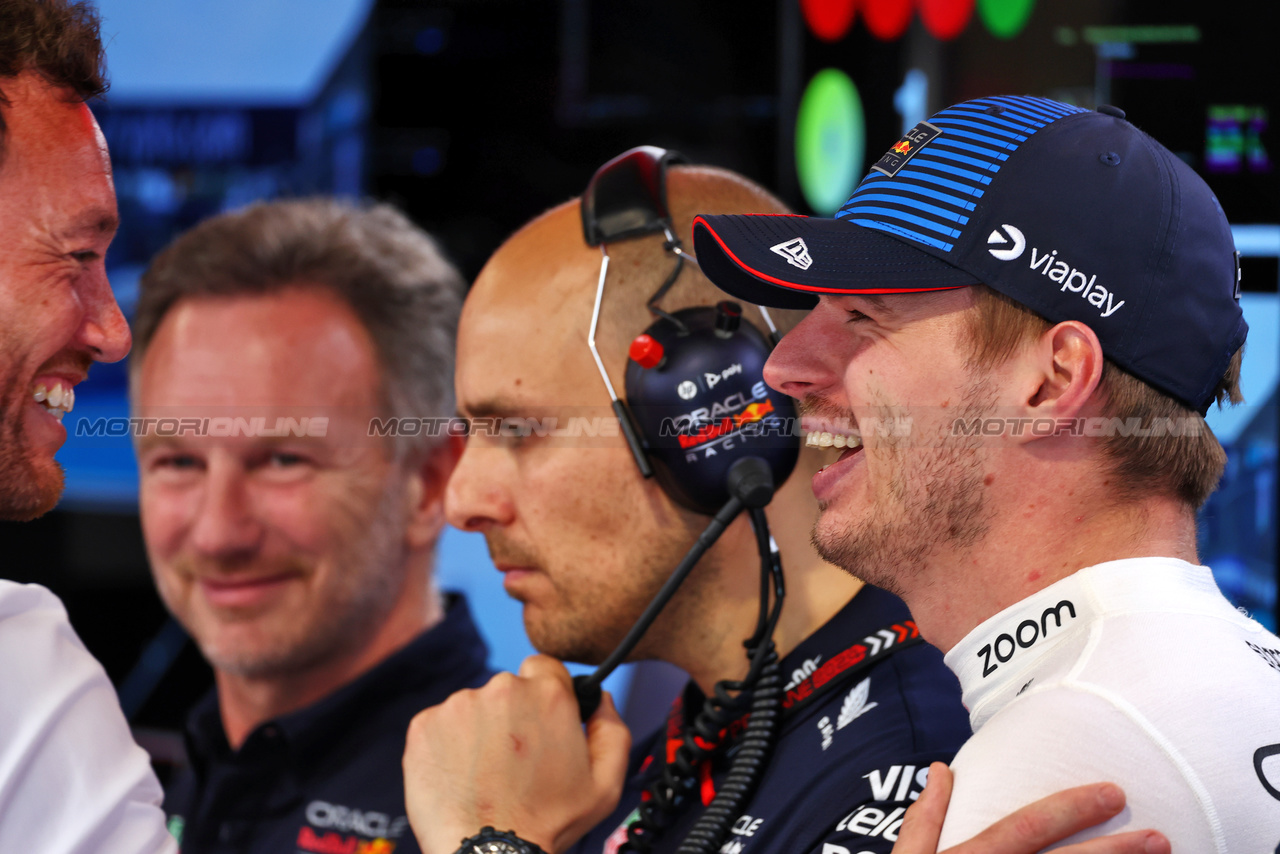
[629,334,664,369]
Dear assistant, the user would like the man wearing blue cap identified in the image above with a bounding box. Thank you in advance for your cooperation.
[399,145,1172,854]
[692,95,1280,850]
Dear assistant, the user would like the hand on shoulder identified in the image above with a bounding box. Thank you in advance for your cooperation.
[891,764,1169,854]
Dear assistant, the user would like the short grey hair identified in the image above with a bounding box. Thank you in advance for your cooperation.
[132,198,464,458]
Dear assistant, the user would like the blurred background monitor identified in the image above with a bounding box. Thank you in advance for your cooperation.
[1,0,1275,748]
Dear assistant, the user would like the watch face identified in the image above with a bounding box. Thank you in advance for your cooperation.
[464,831,535,854]
[475,842,521,854]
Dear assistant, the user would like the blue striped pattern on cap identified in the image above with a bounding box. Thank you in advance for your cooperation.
[837,96,1087,252]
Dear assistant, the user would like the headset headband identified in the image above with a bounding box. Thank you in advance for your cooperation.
[582,146,688,246]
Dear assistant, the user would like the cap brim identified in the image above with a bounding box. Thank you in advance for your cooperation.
[693,213,981,309]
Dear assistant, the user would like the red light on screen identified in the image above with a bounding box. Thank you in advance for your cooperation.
[919,0,973,40]
[862,0,914,41]
[800,0,858,43]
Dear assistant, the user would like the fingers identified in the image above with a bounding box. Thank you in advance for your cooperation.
[892,762,952,854]
[940,782,1138,854]
[519,655,576,681]
[403,667,622,854]
[586,691,632,804]
[892,773,1164,854]
[542,690,630,853]
[519,653,574,685]
[1052,830,1170,854]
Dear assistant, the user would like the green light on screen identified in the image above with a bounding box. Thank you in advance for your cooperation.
[977,0,1035,39]
[795,69,864,216]
[1081,25,1200,45]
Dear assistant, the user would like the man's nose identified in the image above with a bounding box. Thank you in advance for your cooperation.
[79,267,132,364]
[444,442,516,532]
[190,463,263,559]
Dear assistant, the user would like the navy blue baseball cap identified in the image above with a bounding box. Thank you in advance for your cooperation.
[693,95,1247,414]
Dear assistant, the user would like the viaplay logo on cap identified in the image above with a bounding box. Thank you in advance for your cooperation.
[987,225,1026,261]
[988,224,1126,319]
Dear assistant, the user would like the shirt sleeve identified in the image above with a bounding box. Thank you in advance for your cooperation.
[0,582,178,854]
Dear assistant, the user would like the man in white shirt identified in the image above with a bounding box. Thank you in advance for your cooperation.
[692,94,1280,851]
[0,1,175,851]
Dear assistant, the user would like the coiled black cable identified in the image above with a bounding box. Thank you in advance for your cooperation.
[623,507,785,854]
[676,646,781,854]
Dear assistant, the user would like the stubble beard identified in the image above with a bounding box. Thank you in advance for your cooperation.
[188,475,410,681]
[500,517,714,667]
[813,386,995,598]
[0,367,64,522]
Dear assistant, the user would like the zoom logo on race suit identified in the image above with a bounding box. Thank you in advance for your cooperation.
[294,800,409,854]
[978,600,1078,678]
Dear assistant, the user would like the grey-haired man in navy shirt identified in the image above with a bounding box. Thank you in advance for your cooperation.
[130,198,493,854]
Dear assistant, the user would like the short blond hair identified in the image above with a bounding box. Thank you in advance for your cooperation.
[964,285,1243,508]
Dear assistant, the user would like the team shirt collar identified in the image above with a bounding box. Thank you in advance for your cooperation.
[944,558,1223,730]
[185,593,489,768]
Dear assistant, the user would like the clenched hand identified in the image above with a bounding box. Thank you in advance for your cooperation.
[404,655,632,854]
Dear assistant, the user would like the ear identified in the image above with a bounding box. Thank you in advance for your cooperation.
[403,433,466,552]
[1023,320,1104,423]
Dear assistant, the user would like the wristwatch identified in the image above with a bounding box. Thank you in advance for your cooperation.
[455,826,548,854]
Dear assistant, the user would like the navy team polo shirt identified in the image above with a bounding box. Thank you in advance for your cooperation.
[166,593,493,854]
[573,586,971,854]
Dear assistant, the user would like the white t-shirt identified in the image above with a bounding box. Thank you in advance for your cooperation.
[937,558,1280,853]
[0,581,176,854]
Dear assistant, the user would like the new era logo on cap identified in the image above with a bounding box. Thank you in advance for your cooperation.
[771,237,813,270]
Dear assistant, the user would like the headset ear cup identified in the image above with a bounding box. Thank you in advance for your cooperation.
[624,307,800,515]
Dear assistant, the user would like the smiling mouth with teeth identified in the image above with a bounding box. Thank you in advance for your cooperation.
[806,430,863,451]
[33,382,76,422]
[807,430,864,475]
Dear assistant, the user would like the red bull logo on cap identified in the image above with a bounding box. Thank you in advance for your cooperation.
[873,121,943,178]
